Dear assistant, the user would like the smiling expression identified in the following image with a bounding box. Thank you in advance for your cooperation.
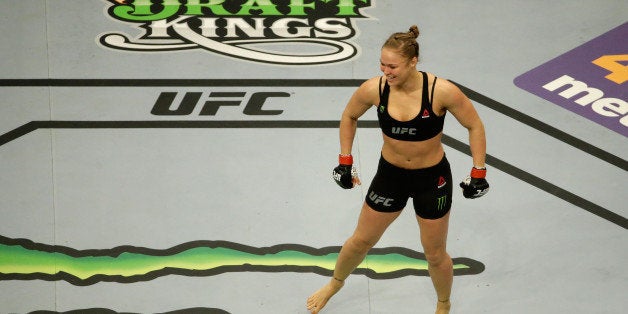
[380,47,418,86]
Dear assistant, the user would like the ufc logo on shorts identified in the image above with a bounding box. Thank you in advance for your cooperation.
[368,191,394,207]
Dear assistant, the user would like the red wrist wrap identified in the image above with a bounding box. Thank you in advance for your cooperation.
[339,154,353,165]
[471,167,486,178]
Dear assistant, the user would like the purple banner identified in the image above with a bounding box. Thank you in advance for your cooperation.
[514,22,627,137]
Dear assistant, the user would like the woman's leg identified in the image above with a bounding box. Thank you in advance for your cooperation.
[417,212,453,314]
[306,203,402,313]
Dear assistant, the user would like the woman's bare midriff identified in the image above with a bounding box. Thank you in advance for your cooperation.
[381,133,445,169]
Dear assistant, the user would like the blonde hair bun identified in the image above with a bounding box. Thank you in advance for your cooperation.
[409,25,420,39]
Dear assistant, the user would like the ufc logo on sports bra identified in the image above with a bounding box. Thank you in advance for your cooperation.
[391,127,417,135]
[369,191,394,207]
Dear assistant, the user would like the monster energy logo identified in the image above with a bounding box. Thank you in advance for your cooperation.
[100,0,374,65]
[437,195,447,211]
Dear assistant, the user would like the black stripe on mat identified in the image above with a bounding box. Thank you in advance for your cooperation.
[452,82,628,171]
[0,120,625,229]
[1,78,625,171]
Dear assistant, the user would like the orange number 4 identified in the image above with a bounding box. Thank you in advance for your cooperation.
[592,54,628,84]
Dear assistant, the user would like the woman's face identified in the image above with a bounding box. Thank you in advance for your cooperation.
[379,47,417,86]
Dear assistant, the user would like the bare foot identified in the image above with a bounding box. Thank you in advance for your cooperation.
[306,277,344,313]
[435,299,451,314]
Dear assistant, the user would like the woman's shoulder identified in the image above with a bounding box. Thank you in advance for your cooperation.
[361,75,384,89]
[428,73,469,111]
[351,76,384,106]
[424,72,455,90]
[357,75,384,95]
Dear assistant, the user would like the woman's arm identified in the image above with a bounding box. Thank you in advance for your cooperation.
[437,79,486,168]
[339,77,380,155]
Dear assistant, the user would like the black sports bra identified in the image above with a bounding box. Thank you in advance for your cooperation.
[377,71,445,141]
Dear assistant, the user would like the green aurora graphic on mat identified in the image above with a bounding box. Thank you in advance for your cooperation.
[0,235,483,286]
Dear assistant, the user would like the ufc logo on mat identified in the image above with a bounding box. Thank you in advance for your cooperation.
[151,91,289,116]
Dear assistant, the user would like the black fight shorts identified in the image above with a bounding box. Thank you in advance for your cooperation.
[365,155,453,219]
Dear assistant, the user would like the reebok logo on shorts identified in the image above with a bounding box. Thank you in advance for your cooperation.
[437,176,447,189]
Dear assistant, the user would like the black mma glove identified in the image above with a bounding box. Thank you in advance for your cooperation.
[460,167,490,199]
[333,154,357,189]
